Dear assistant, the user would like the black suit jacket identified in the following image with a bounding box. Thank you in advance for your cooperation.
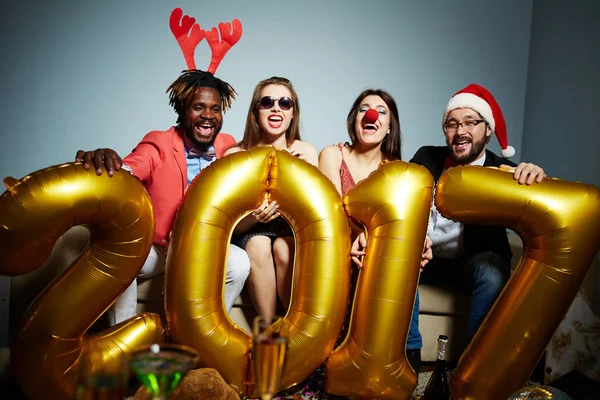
[410,146,517,270]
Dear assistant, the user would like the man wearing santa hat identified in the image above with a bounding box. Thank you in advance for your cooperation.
[409,83,545,366]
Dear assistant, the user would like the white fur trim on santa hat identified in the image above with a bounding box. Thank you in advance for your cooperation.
[501,145,515,158]
[443,93,496,132]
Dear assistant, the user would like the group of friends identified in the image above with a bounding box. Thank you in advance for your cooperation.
[75,69,545,375]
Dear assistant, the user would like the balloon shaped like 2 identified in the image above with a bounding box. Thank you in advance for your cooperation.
[435,166,600,400]
[0,163,164,400]
[325,160,433,400]
[164,146,352,395]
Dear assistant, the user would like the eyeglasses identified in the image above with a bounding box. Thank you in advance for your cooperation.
[443,119,485,133]
[257,96,295,111]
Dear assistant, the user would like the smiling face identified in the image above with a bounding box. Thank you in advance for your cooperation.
[444,108,492,164]
[257,84,294,140]
[353,95,391,146]
[182,87,223,147]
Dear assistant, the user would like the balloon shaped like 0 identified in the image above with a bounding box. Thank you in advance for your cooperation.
[326,160,433,399]
[435,166,600,400]
[165,147,352,395]
[0,163,165,400]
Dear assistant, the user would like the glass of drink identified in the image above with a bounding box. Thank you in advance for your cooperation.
[128,343,200,400]
[252,315,289,400]
[76,347,127,400]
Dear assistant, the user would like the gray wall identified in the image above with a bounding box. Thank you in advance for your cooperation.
[0,0,535,346]
[521,0,600,312]
[522,0,600,187]
[0,0,533,180]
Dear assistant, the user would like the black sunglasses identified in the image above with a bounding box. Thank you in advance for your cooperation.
[257,96,295,111]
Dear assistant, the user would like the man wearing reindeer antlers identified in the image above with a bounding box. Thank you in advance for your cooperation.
[76,70,250,325]
[75,9,249,325]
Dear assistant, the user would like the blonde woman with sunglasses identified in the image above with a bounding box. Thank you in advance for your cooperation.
[225,76,318,323]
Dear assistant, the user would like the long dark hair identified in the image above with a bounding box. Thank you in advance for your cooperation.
[239,76,301,149]
[346,88,402,161]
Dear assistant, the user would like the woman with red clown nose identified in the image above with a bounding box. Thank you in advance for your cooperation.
[319,88,433,374]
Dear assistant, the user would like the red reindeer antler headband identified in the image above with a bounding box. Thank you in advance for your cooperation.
[169,8,242,74]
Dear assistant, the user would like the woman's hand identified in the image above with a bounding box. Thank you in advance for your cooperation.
[234,199,280,235]
[287,142,319,166]
[421,235,433,271]
[286,146,305,160]
[251,199,280,223]
[351,232,433,271]
[350,232,367,268]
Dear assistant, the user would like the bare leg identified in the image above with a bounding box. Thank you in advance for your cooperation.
[245,236,277,322]
[273,236,295,311]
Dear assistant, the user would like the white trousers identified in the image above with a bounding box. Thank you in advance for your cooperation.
[106,243,250,326]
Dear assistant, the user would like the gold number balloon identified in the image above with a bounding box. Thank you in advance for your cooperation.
[435,166,600,400]
[5,159,600,400]
[325,161,433,399]
[0,163,165,400]
[165,147,351,395]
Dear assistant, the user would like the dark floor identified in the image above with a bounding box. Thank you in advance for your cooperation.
[420,361,600,400]
[2,356,598,399]
[546,370,600,400]
[0,370,27,399]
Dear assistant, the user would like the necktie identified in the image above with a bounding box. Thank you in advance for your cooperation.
[188,148,216,161]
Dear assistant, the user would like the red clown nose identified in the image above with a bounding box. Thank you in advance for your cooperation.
[364,108,379,123]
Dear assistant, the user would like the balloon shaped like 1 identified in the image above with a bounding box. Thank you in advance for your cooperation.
[165,147,351,395]
[435,166,600,400]
[0,163,164,400]
[326,160,434,399]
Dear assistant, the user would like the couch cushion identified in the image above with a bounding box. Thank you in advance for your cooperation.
[419,284,470,315]
[508,232,523,271]
[418,231,524,316]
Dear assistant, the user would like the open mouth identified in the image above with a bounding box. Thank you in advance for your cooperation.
[268,115,283,129]
[453,136,472,151]
[362,123,378,135]
[195,122,214,137]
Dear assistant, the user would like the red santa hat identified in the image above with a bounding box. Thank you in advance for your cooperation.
[442,83,515,158]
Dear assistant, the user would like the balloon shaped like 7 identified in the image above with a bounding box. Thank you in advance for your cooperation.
[435,166,600,400]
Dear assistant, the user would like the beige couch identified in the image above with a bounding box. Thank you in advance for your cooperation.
[9,228,599,372]
[421,233,599,364]
[418,232,522,361]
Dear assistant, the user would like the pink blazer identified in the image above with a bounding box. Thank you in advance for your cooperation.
[123,126,236,246]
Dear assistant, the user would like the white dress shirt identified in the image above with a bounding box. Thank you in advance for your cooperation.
[428,153,486,259]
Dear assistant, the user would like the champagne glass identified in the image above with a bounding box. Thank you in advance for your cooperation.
[128,343,200,400]
[252,315,290,400]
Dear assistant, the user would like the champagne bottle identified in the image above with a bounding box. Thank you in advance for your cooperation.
[421,334,450,400]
